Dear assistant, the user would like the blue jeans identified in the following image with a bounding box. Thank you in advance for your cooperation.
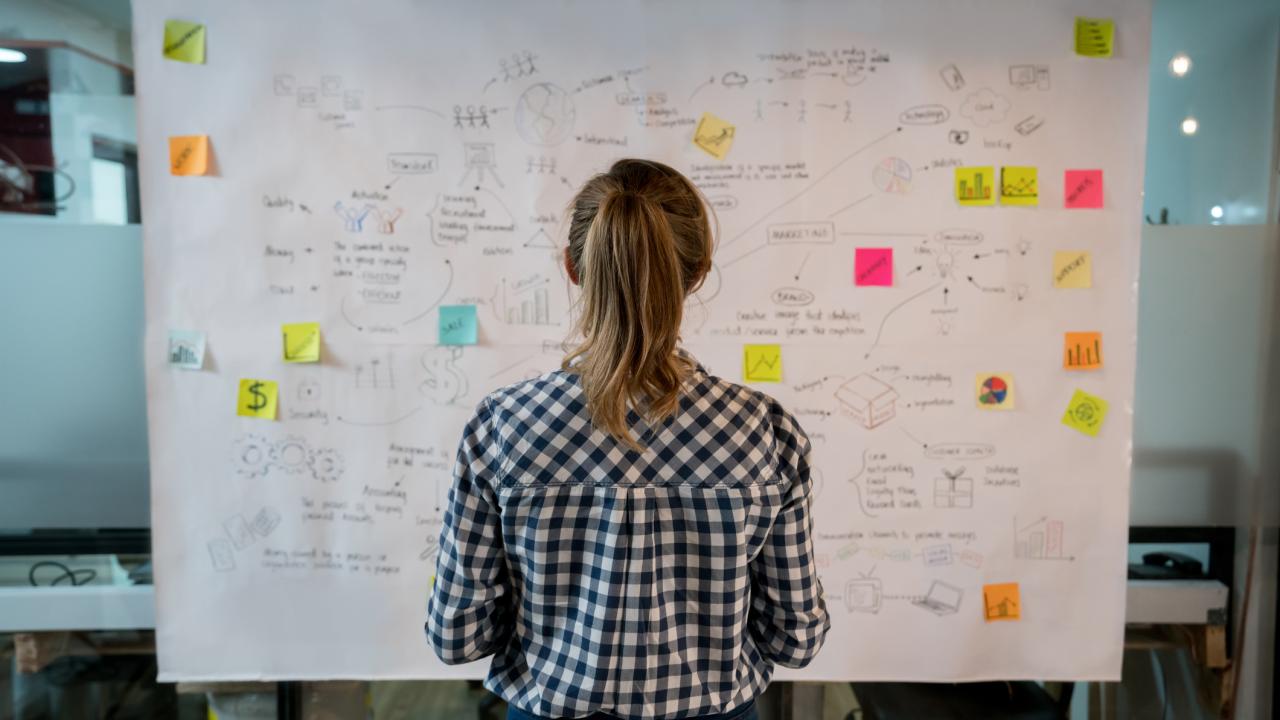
[506,699,758,720]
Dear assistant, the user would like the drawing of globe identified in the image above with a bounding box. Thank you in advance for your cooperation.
[514,83,575,146]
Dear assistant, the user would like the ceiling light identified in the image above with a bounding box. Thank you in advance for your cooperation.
[1210,205,1224,220]
[1180,117,1198,135]
[1169,54,1192,77]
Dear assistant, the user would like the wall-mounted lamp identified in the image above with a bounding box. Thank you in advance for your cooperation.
[0,48,28,63]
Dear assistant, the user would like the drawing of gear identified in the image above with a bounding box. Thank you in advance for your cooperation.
[233,434,273,478]
[308,448,344,483]
[271,436,312,475]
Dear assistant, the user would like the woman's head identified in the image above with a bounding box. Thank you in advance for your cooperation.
[562,158,714,448]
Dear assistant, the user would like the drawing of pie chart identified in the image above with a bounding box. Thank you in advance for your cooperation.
[978,376,1009,405]
[872,157,912,193]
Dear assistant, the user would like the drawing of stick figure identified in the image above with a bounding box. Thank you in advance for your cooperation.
[465,105,478,128]
[479,105,490,128]
[373,207,403,234]
[499,58,511,81]
[521,51,536,75]
[844,100,853,123]
[453,105,463,129]
[334,201,374,232]
[798,99,807,123]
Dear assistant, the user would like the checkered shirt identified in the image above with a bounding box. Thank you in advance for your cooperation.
[426,352,829,720]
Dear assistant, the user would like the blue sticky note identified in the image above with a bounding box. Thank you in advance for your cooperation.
[438,305,478,345]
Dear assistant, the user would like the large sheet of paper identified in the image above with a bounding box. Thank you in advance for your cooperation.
[135,0,1150,681]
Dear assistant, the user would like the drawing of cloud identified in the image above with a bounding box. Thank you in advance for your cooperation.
[721,71,748,88]
[959,88,1010,127]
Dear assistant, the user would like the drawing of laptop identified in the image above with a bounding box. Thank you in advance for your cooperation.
[913,580,963,615]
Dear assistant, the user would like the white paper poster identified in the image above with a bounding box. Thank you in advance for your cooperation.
[135,0,1149,681]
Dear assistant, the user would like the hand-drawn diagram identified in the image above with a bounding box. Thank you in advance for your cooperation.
[420,347,470,405]
[933,467,974,508]
[233,434,346,483]
[354,354,395,390]
[871,157,912,194]
[459,143,504,188]
[845,575,883,613]
[836,375,899,429]
[514,83,575,146]
[959,87,1010,127]
[1014,515,1074,561]
[913,580,963,615]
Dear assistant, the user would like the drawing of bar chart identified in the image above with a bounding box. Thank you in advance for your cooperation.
[957,171,990,200]
[1014,516,1072,561]
[498,278,556,326]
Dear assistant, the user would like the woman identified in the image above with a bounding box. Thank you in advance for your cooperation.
[427,159,829,720]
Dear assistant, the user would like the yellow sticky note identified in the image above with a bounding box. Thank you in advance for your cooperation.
[163,20,206,64]
[1062,389,1109,437]
[975,373,1015,410]
[1053,251,1092,289]
[237,379,278,420]
[955,166,995,206]
[693,112,736,160]
[282,322,321,363]
[983,583,1021,621]
[743,344,782,383]
[1075,17,1114,58]
[169,135,209,176]
[1000,167,1038,206]
[1063,331,1103,370]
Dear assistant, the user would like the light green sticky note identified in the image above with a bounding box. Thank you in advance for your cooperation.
[282,322,321,363]
[1075,17,1114,58]
[743,344,782,383]
[1061,389,1109,437]
[163,20,206,64]
[439,305,478,345]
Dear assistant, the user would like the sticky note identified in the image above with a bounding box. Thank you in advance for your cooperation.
[1064,169,1103,208]
[975,373,1015,410]
[955,166,995,206]
[438,305,478,345]
[855,248,893,286]
[693,112,735,160]
[1062,389,1108,436]
[167,329,206,370]
[983,583,1021,621]
[163,20,206,64]
[237,379,278,420]
[743,344,782,383]
[1000,166,1038,206]
[1053,251,1092,289]
[1075,17,1115,58]
[169,135,209,176]
[1063,331,1103,370]
[282,322,321,363]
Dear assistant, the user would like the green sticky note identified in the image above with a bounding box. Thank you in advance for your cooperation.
[743,344,782,383]
[1061,389,1109,437]
[439,305,478,345]
[1075,17,1114,58]
[282,322,321,363]
[163,20,206,64]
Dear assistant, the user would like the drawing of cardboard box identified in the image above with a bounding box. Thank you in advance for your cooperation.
[836,374,899,429]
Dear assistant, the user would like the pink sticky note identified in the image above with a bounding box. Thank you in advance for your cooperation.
[855,248,893,286]
[1064,169,1103,209]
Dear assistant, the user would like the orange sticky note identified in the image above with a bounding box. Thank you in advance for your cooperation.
[169,135,209,176]
[1063,331,1103,370]
[984,583,1021,621]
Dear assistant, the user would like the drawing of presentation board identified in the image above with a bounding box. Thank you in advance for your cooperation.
[134,0,1150,681]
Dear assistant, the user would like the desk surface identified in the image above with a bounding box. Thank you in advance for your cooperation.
[0,579,1230,633]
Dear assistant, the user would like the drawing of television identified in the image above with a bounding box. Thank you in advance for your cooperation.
[844,577,882,613]
[835,374,899,429]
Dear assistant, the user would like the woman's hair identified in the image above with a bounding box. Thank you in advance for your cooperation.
[562,158,714,449]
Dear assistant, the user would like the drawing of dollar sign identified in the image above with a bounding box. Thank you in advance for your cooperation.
[246,381,269,412]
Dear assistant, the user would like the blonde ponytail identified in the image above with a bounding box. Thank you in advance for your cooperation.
[563,159,713,449]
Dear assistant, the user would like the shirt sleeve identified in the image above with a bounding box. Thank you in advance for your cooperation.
[747,402,831,668]
[425,397,514,664]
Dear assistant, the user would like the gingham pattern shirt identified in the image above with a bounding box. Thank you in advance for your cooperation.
[426,352,829,720]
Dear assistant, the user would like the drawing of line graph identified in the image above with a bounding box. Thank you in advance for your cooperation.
[1001,175,1038,198]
